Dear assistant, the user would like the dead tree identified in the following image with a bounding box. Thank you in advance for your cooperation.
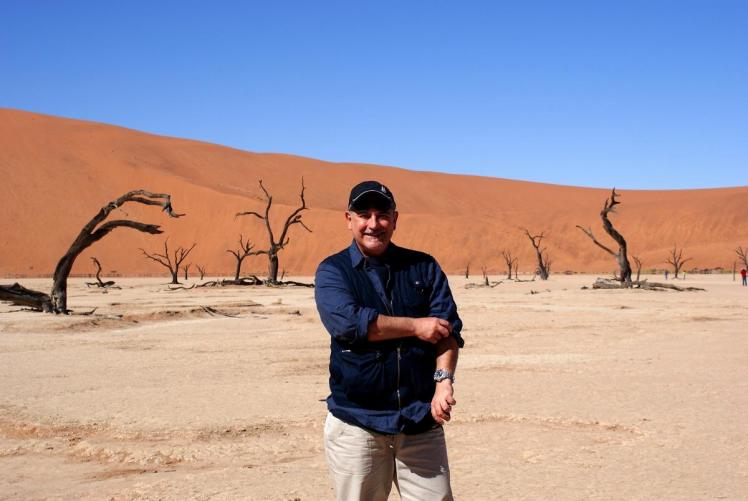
[576,188,632,287]
[85,257,118,288]
[227,235,260,281]
[196,265,206,280]
[0,191,182,313]
[632,255,643,282]
[736,247,748,269]
[513,260,519,279]
[481,266,489,286]
[501,251,518,280]
[523,229,550,280]
[592,277,704,292]
[666,245,692,279]
[236,179,311,284]
[183,264,190,281]
[464,262,470,279]
[141,239,196,285]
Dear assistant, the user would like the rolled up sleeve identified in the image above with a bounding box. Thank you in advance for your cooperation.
[315,261,378,346]
[428,261,465,348]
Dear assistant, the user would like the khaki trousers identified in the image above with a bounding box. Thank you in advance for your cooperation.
[324,412,453,501]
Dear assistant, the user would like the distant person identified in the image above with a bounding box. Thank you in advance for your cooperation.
[315,180,463,500]
[741,268,747,286]
[664,270,669,280]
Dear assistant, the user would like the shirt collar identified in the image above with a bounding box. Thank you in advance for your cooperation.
[347,240,397,268]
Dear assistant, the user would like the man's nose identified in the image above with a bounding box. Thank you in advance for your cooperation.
[366,214,380,227]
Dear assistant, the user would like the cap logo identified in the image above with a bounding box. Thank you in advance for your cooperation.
[381,185,386,193]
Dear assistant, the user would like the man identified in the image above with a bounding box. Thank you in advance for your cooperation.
[741,267,747,286]
[315,180,463,500]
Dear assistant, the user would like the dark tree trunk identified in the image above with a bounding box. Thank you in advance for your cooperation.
[577,188,632,287]
[268,253,279,283]
[234,259,243,281]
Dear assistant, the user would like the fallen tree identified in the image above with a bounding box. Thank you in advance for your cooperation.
[588,277,704,292]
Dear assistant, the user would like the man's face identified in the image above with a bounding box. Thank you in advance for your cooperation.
[346,205,398,258]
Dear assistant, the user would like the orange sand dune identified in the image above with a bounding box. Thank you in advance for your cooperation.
[1,108,746,278]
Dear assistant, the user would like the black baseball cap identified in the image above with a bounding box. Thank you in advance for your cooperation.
[348,181,396,211]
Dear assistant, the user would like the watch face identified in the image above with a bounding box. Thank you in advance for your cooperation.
[433,369,454,382]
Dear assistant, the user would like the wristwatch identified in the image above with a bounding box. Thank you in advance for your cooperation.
[433,369,455,383]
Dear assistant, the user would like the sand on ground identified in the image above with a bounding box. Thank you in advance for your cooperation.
[0,274,746,500]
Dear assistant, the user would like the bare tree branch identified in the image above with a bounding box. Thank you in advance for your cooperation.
[575,225,616,256]
[736,246,748,269]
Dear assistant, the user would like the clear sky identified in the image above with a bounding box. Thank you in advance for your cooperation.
[1,1,745,189]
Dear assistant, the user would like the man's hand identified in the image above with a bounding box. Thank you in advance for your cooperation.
[413,317,451,344]
[431,380,456,424]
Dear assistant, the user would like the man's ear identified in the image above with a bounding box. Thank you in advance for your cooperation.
[345,211,353,230]
[392,210,398,230]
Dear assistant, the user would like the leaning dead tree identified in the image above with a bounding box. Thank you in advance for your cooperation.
[0,191,182,313]
[227,235,261,281]
[85,257,118,289]
[501,250,518,280]
[666,245,692,279]
[236,179,311,284]
[523,229,551,280]
[576,188,632,287]
[141,239,196,285]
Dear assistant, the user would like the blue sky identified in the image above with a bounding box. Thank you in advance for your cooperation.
[1,1,745,189]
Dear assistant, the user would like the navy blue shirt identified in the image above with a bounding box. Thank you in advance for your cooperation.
[315,241,463,434]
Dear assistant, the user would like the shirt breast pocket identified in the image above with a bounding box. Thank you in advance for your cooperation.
[401,279,432,317]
